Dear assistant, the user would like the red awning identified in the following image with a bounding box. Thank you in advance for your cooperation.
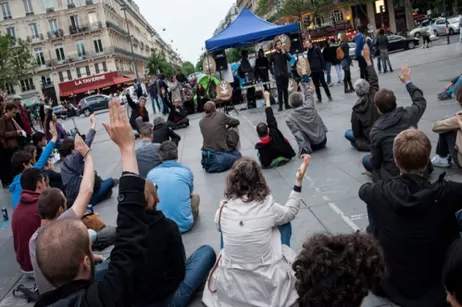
[61,76,134,96]
[113,76,134,85]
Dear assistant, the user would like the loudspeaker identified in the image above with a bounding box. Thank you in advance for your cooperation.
[42,84,58,106]
[212,50,228,71]
[290,34,303,54]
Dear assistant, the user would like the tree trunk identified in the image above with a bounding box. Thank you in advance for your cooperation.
[404,0,414,31]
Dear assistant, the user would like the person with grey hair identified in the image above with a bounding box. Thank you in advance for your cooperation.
[135,123,161,178]
[152,115,181,145]
[147,141,200,233]
[344,45,380,152]
[286,59,327,156]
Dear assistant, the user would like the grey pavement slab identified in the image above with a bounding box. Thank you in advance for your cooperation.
[1,42,462,306]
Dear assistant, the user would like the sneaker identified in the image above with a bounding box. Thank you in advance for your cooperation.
[438,92,452,101]
[93,225,116,251]
[328,83,334,87]
[113,178,119,188]
[431,155,450,168]
[328,96,333,102]
[278,107,283,112]
[316,99,322,104]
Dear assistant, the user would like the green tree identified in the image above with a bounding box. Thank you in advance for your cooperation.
[226,46,254,63]
[196,53,205,72]
[148,50,178,77]
[181,61,195,76]
[256,0,276,17]
[0,34,35,90]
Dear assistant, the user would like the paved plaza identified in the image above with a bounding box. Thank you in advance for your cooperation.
[0,42,461,306]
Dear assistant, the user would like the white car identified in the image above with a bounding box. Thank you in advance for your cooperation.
[430,17,461,36]
[409,20,431,37]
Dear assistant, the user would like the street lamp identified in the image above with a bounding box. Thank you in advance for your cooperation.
[120,4,140,80]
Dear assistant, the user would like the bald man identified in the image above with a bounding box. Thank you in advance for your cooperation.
[199,102,241,173]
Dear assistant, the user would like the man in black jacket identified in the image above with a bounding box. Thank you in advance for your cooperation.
[166,97,189,130]
[34,98,149,307]
[362,64,428,182]
[152,115,181,145]
[359,128,462,307]
[344,45,380,152]
[269,39,291,112]
[132,181,216,306]
[255,91,296,168]
[307,40,332,103]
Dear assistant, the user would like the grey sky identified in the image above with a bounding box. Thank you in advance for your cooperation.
[136,0,236,65]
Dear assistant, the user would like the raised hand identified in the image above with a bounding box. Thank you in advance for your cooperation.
[362,44,370,59]
[102,97,134,150]
[398,64,411,84]
[49,121,58,141]
[295,154,311,184]
[89,113,96,129]
[74,134,90,157]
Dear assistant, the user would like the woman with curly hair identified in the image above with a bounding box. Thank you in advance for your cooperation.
[293,232,385,307]
[202,155,310,307]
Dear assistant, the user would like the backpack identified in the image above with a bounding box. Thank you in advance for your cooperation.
[336,47,345,60]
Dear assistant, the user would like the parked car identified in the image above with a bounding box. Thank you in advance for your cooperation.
[77,94,111,117]
[52,105,68,120]
[387,35,420,51]
[409,20,431,37]
[431,17,461,36]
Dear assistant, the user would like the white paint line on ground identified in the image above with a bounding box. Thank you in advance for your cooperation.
[242,112,361,232]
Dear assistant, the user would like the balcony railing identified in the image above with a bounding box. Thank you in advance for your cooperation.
[46,7,55,13]
[3,15,13,20]
[45,47,115,67]
[69,22,103,35]
[47,29,64,40]
[114,47,149,62]
[86,0,94,4]
[68,3,76,8]
[106,21,128,36]
[26,11,34,16]
[27,34,44,43]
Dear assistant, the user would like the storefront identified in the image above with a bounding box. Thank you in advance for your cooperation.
[58,72,134,102]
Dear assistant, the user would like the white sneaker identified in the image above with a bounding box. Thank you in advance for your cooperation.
[431,155,450,168]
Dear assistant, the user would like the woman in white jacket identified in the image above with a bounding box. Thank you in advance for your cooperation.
[203,155,310,307]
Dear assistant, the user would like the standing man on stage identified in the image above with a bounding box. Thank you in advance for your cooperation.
[269,40,291,112]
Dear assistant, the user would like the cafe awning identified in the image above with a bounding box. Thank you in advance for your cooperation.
[59,73,135,97]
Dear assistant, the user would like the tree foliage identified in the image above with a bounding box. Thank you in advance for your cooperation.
[181,61,195,76]
[0,34,35,89]
[196,53,205,72]
[226,46,254,63]
[147,50,179,77]
[256,0,276,17]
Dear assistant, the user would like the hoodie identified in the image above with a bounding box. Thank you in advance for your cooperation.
[255,106,296,167]
[11,189,41,271]
[359,173,462,307]
[369,83,426,182]
[132,210,186,304]
[350,65,380,151]
[10,140,56,209]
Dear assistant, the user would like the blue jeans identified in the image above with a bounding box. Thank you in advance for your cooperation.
[141,246,216,307]
[201,150,242,173]
[150,96,159,114]
[344,129,356,143]
[94,259,110,281]
[362,154,373,172]
[326,62,332,84]
[447,76,462,96]
[90,178,115,205]
[220,222,292,248]
[376,55,382,72]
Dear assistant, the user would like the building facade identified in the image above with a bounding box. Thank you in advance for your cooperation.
[0,0,181,102]
[236,0,258,13]
[214,3,240,36]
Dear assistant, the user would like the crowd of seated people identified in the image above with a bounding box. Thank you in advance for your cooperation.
[152,115,181,145]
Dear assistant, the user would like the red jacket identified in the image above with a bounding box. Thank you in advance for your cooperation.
[18,105,32,135]
[12,190,41,272]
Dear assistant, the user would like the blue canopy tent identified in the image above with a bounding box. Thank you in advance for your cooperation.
[205,8,300,52]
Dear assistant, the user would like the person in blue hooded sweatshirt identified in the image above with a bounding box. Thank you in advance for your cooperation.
[9,122,57,209]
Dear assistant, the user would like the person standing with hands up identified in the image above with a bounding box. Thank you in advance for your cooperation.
[269,39,291,112]
[203,155,310,307]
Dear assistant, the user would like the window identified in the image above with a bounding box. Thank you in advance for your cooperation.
[88,12,97,25]
[1,3,12,19]
[76,67,81,78]
[20,78,35,92]
[6,27,15,39]
[76,40,85,57]
[332,10,344,23]
[85,66,90,76]
[95,63,100,74]
[76,66,89,78]
[93,38,103,53]
[4,83,15,95]
[67,70,72,80]
[23,0,33,14]
[49,19,59,32]
[102,61,107,72]
[41,75,51,87]
[58,71,64,82]
[70,15,80,29]
[44,0,54,9]
[30,23,39,39]
[35,48,45,66]
[55,45,65,61]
